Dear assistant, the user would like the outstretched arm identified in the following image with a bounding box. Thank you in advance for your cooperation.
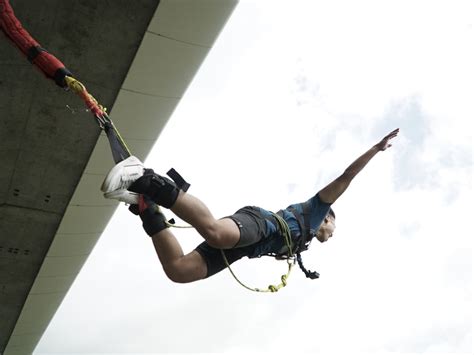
[318,128,399,204]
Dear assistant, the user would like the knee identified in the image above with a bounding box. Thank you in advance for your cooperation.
[162,259,205,283]
[162,265,190,283]
[202,223,231,249]
[164,270,189,283]
[199,219,239,249]
[198,222,227,248]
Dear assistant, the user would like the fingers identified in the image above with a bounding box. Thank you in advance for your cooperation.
[389,128,399,137]
[378,129,399,151]
[385,128,399,140]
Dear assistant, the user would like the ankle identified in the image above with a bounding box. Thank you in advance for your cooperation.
[140,207,169,236]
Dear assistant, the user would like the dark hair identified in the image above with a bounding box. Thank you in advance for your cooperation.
[328,208,335,219]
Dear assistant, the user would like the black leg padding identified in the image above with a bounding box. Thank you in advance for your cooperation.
[128,172,180,208]
[140,206,169,236]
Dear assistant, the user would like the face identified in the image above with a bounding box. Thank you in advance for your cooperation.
[315,215,335,243]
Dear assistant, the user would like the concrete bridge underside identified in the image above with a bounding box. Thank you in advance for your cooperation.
[0,1,237,353]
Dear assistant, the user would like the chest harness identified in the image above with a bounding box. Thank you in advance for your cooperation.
[218,204,321,293]
[275,205,321,280]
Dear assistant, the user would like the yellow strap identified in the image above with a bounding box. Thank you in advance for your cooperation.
[64,75,85,94]
[64,76,107,114]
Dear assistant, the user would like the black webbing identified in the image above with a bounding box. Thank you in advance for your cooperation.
[288,204,321,279]
[103,121,130,163]
[288,205,310,251]
[167,168,190,192]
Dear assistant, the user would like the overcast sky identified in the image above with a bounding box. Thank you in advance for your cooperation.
[35,0,472,354]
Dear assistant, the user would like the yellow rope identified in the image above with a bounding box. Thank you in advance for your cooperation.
[220,212,295,293]
[220,249,293,292]
[166,211,295,293]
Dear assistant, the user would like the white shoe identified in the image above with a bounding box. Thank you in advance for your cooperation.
[101,156,145,204]
[104,189,140,205]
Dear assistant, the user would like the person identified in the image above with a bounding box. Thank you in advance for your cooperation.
[101,128,399,283]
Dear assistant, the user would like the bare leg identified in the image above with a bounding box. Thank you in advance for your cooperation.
[170,191,240,249]
[151,228,207,283]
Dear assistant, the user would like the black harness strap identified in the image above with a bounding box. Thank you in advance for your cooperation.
[167,168,190,192]
[287,204,312,252]
[103,121,131,164]
[287,204,321,279]
[251,204,322,280]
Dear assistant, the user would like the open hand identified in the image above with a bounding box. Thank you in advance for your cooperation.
[375,128,399,151]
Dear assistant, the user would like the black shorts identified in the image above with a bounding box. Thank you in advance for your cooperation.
[195,206,268,278]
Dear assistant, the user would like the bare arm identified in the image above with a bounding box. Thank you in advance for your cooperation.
[318,128,399,204]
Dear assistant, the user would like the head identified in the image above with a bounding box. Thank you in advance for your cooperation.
[315,208,336,243]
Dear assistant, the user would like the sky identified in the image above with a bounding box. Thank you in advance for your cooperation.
[35,0,472,354]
